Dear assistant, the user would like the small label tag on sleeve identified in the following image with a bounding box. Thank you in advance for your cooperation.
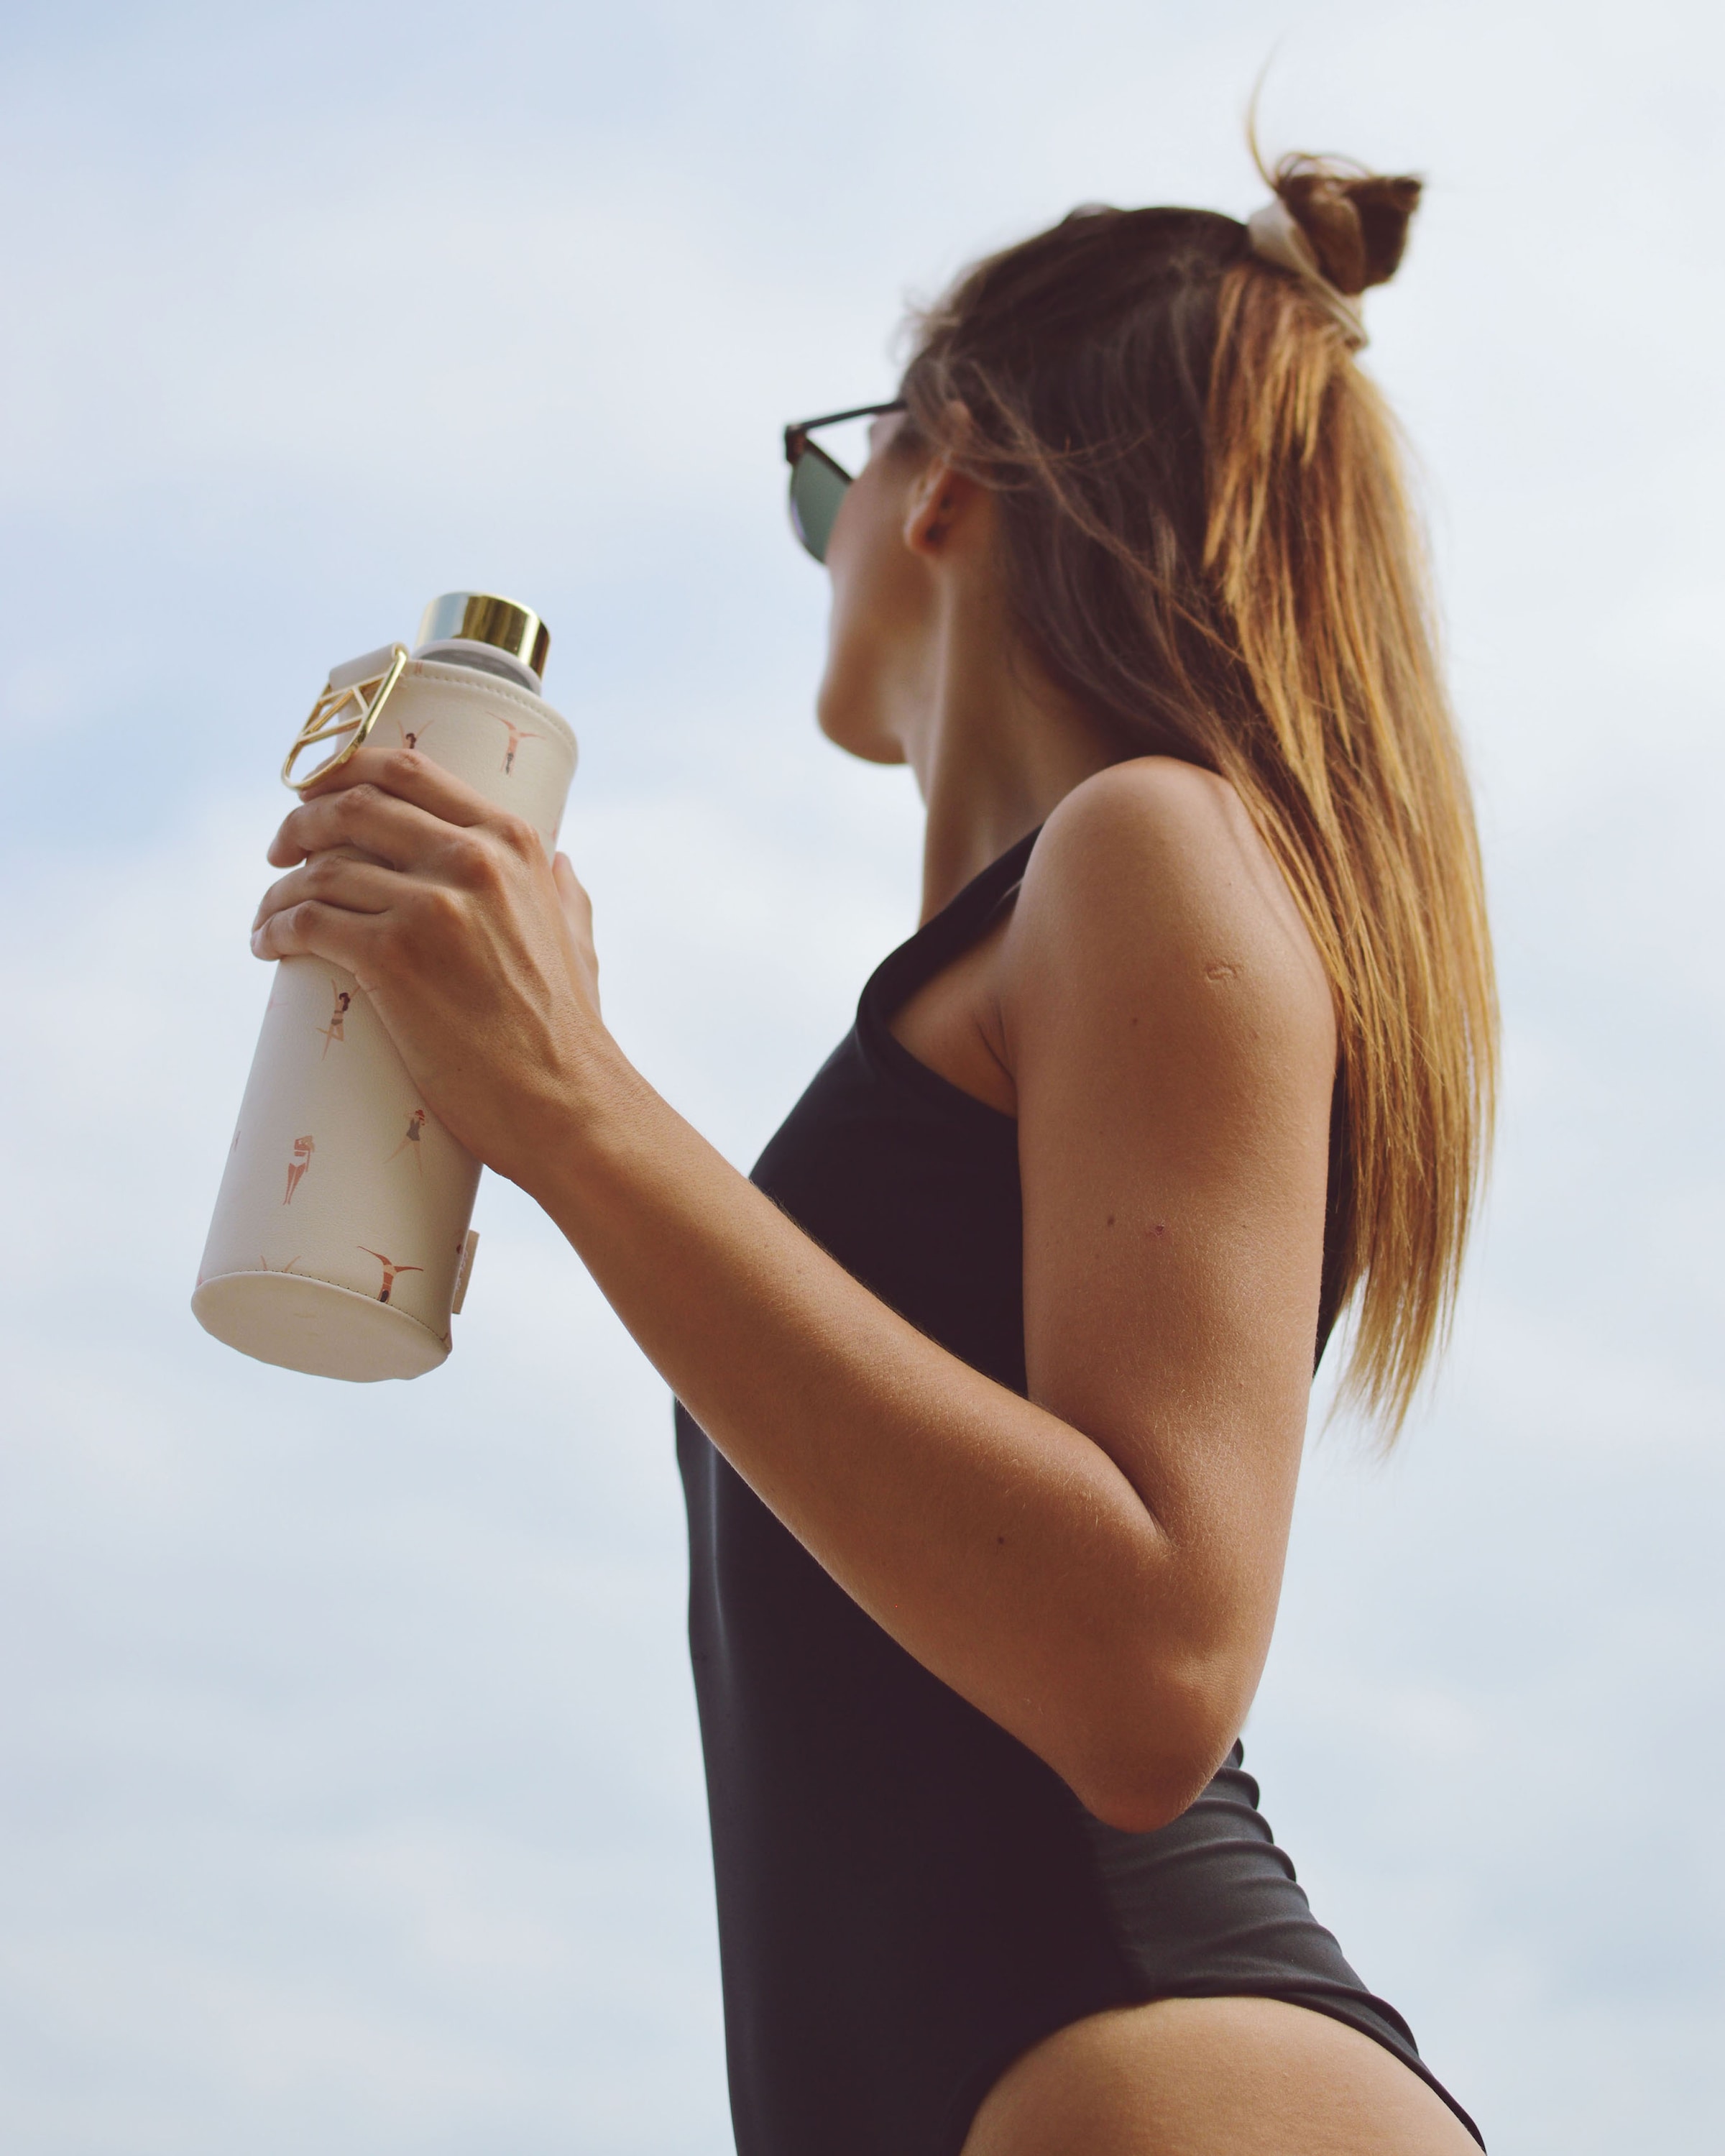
[451,1229,479,1315]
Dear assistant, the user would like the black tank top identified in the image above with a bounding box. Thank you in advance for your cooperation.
[675,827,1484,2155]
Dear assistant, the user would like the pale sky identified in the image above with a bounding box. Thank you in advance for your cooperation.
[1,2,1721,2151]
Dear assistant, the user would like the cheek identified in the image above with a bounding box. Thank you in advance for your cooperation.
[824,507,878,671]
[811,450,931,759]
[813,487,898,744]
[825,469,921,646]
[814,576,888,753]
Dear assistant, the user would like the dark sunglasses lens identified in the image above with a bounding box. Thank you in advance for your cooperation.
[788,446,850,562]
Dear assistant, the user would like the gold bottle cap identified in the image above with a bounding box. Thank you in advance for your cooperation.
[415,592,551,682]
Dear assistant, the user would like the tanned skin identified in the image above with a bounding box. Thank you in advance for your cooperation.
[251,414,1477,2152]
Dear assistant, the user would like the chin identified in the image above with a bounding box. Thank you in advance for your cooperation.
[815,674,906,766]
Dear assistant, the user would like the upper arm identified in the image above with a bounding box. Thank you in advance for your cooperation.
[1002,758,1337,1691]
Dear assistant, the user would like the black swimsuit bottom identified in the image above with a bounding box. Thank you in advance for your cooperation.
[676,828,1484,2155]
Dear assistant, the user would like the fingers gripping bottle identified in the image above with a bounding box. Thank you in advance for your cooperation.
[192,593,579,1382]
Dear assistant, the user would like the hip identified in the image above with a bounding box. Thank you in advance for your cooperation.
[960,1994,1484,2156]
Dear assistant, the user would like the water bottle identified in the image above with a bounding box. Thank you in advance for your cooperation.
[192,592,579,1381]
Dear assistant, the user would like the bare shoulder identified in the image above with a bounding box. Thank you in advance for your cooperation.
[1003,756,1333,1049]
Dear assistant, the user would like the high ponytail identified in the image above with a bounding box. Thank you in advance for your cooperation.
[898,152,1496,1436]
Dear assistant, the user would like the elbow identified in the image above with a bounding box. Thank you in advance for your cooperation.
[1061,1662,1245,1836]
[1072,1761,1212,1837]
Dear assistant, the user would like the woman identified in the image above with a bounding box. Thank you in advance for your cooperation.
[252,151,1495,2155]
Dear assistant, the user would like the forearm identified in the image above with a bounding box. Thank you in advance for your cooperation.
[523,1044,1214,1822]
[244,751,1294,1827]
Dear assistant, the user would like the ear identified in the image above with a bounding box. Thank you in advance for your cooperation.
[902,459,986,557]
[900,401,988,559]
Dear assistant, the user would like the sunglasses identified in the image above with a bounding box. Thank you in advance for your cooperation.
[783,400,907,562]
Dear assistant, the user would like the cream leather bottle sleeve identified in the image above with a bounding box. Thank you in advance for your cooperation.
[193,593,578,1382]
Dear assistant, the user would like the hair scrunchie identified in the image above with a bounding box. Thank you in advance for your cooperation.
[1246,198,1370,349]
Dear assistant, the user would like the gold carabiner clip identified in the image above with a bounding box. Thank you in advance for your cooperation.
[281,644,410,792]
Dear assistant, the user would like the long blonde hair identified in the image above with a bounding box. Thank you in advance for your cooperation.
[899,155,1497,1434]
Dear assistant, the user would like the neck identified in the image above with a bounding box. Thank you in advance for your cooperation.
[906,587,1120,921]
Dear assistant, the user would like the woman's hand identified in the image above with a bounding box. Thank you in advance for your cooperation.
[250,745,610,1191]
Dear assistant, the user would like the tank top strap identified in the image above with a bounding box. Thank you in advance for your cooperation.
[857,817,1348,1369]
[861,824,1044,1030]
